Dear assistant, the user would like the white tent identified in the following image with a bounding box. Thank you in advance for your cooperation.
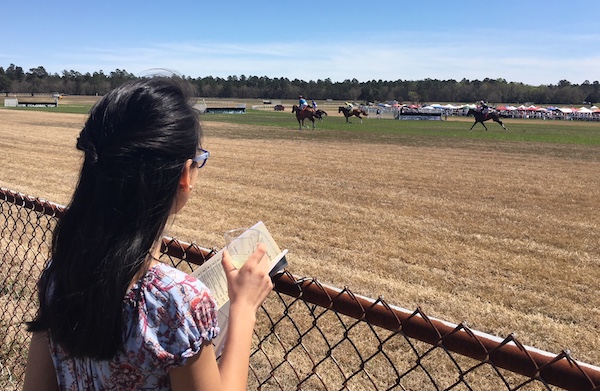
[443,104,459,109]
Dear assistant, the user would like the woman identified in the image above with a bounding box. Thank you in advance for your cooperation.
[23,77,273,390]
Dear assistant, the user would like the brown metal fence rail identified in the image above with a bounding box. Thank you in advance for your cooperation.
[1,187,599,391]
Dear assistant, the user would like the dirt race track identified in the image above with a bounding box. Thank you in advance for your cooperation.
[1,108,599,367]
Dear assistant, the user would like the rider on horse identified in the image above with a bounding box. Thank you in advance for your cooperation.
[477,100,490,115]
[299,95,308,112]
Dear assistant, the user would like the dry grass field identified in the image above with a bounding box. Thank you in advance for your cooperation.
[1,104,599,374]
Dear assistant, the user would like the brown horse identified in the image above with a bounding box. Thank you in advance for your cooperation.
[467,108,507,130]
[314,109,327,121]
[338,106,368,123]
[292,105,316,129]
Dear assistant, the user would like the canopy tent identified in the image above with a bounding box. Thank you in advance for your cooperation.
[380,103,599,116]
[516,105,538,111]
[557,107,574,113]
[442,104,459,109]
[496,105,518,111]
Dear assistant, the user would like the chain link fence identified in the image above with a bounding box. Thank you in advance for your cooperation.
[2,187,599,390]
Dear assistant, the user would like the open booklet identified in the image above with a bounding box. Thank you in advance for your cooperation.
[191,221,288,357]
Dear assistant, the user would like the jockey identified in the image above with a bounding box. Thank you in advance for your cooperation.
[478,100,489,115]
[299,95,308,111]
[312,99,317,111]
[345,101,354,111]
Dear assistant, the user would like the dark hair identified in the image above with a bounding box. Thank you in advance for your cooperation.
[28,77,202,359]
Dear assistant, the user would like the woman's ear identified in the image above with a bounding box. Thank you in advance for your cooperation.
[172,159,194,214]
[178,159,194,192]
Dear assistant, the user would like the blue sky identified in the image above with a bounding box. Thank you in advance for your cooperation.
[3,1,599,86]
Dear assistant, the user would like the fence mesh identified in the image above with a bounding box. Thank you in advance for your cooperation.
[1,187,599,391]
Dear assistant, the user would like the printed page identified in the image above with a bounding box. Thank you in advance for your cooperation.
[250,221,282,262]
[192,249,229,308]
[213,301,230,357]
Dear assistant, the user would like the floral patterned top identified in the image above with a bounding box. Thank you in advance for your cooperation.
[49,262,220,390]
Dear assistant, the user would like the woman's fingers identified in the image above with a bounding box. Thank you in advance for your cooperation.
[221,249,238,274]
[243,243,268,268]
[223,242,273,312]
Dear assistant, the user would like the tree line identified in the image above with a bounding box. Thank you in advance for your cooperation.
[1,63,598,105]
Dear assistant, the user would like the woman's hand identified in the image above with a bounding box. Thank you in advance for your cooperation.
[222,243,274,315]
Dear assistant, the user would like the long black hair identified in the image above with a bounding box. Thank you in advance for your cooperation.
[28,77,202,359]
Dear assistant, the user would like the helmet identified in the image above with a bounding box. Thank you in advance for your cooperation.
[299,95,303,98]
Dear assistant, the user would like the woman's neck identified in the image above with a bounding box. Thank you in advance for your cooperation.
[128,245,162,289]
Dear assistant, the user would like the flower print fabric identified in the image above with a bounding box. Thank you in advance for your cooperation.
[49,262,220,390]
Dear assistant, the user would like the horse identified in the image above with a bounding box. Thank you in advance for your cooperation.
[314,109,327,121]
[466,108,507,131]
[291,105,316,129]
[338,106,368,123]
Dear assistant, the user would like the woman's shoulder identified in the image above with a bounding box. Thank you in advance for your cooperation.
[125,261,218,333]
[123,262,219,371]
[152,262,199,285]
[128,262,212,304]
